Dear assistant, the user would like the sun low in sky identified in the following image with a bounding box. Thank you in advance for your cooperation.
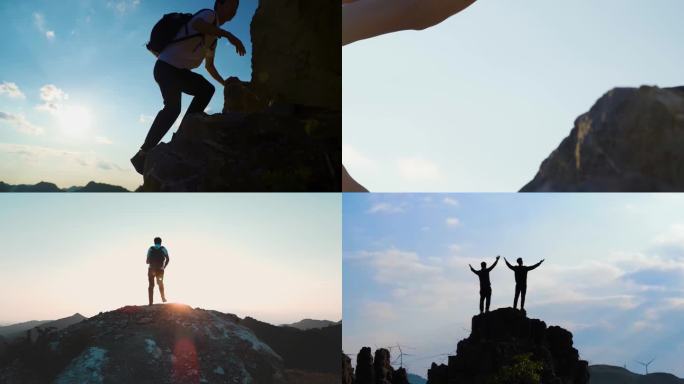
[0,0,257,190]
[0,193,341,326]
[343,193,684,377]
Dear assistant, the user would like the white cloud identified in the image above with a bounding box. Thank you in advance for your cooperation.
[396,156,443,182]
[443,197,459,207]
[448,244,462,253]
[95,136,113,145]
[139,114,153,124]
[344,145,376,171]
[33,13,56,41]
[445,217,461,227]
[0,82,25,99]
[368,202,406,214]
[0,143,123,171]
[107,0,141,14]
[0,112,44,135]
[36,84,69,113]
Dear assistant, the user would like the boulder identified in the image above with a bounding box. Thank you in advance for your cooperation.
[343,352,354,384]
[427,308,589,384]
[522,86,684,192]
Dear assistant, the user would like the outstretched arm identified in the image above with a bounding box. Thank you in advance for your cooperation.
[343,0,478,45]
[488,256,500,272]
[205,53,225,86]
[192,19,246,56]
[504,258,514,270]
[528,259,544,271]
[469,264,477,274]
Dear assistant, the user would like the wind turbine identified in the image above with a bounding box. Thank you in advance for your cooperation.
[635,358,655,375]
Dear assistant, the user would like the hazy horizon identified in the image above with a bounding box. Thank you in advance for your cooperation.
[0,0,258,190]
[344,193,684,377]
[0,193,341,326]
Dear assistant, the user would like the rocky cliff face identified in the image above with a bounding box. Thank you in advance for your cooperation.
[522,86,684,192]
[427,308,589,384]
[351,347,410,384]
[142,0,341,192]
[0,304,285,384]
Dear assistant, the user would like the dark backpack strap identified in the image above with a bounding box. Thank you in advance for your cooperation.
[169,9,215,45]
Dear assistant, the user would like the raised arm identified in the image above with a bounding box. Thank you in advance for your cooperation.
[487,256,500,272]
[343,0,478,45]
[469,264,477,274]
[504,258,514,270]
[528,259,544,271]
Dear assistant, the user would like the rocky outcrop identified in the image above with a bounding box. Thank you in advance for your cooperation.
[142,0,341,192]
[250,0,341,110]
[352,347,413,384]
[0,304,285,384]
[427,308,589,384]
[522,86,684,192]
[343,352,354,384]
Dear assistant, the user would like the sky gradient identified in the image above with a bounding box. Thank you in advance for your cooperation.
[0,193,341,325]
[0,0,257,190]
[343,193,684,377]
[343,0,684,191]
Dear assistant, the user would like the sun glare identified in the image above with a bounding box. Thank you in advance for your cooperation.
[57,105,93,136]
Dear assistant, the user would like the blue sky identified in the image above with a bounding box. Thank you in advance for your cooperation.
[343,193,684,377]
[0,0,257,190]
[343,0,684,191]
[0,193,341,325]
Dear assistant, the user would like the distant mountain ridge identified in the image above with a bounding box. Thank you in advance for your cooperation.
[280,318,339,330]
[0,181,128,192]
[589,364,684,384]
[0,313,86,341]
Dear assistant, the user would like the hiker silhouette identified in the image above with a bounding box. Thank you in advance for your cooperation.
[504,257,544,310]
[147,237,170,305]
[131,0,247,174]
[469,255,500,314]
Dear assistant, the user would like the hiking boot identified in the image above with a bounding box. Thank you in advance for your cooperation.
[162,297,167,303]
[130,150,147,175]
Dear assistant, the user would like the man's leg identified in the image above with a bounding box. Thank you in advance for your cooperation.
[520,285,527,310]
[141,62,184,152]
[177,69,215,115]
[156,271,167,303]
[148,269,155,306]
[513,285,520,309]
[485,290,491,313]
[479,292,485,314]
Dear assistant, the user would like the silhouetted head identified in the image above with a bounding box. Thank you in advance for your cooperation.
[215,0,239,24]
[154,237,162,245]
[517,257,523,265]
[480,262,486,269]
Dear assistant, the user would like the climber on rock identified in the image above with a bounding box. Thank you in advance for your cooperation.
[147,237,170,305]
[469,255,500,314]
[504,257,544,311]
[131,0,247,174]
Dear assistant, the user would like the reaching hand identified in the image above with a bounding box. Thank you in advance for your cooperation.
[496,255,500,259]
[229,36,246,56]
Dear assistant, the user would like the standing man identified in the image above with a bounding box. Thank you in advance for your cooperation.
[131,0,247,173]
[147,237,170,306]
[504,257,544,311]
[469,255,500,314]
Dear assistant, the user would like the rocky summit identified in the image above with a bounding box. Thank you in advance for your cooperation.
[141,0,341,192]
[427,308,589,384]
[522,86,684,192]
[344,347,410,384]
[0,304,285,384]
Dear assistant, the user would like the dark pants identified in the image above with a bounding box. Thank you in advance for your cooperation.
[141,60,215,151]
[514,284,527,309]
[148,267,166,305]
[479,287,492,314]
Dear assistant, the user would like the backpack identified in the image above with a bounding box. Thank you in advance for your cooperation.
[148,246,166,268]
[146,9,213,57]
